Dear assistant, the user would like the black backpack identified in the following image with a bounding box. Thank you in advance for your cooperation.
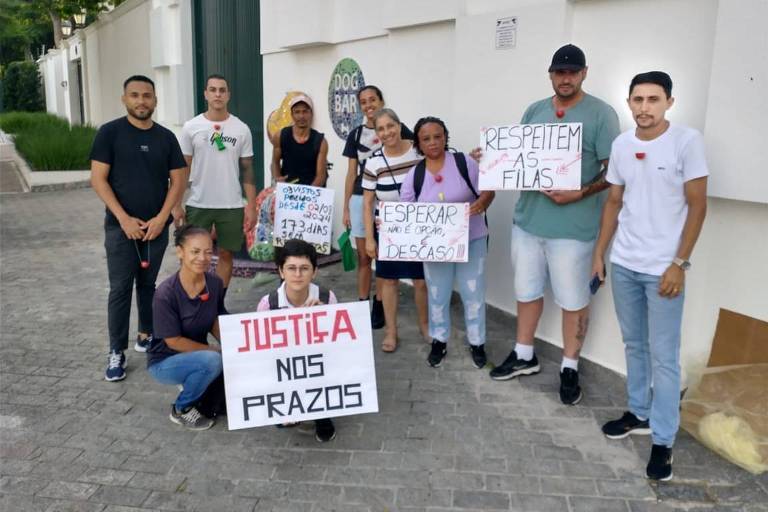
[267,286,331,310]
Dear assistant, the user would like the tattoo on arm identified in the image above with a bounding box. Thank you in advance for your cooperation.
[239,158,254,186]
[581,171,610,199]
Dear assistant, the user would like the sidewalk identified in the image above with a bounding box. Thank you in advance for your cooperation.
[1,188,765,512]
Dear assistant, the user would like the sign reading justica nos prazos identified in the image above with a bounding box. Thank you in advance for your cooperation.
[377,202,470,263]
[273,183,334,255]
[327,58,365,140]
[219,301,378,429]
[479,123,583,190]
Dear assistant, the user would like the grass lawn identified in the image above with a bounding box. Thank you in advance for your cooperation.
[0,112,96,171]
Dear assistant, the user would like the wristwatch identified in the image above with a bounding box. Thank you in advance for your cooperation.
[673,257,691,271]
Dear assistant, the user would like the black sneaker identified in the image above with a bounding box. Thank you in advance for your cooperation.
[601,411,651,439]
[646,444,673,481]
[489,351,540,380]
[559,368,583,405]
[370,299,385,330]
[469,344,487,369]
[315,418,336,443]
[134,334,152,353]
[427,340,447,368]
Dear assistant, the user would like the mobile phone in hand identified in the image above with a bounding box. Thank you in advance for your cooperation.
[589,275,601,295]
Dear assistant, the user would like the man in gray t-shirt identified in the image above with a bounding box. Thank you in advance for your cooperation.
[489,45,620,407]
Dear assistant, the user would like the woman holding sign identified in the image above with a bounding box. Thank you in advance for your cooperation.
[400,117,495,369]
[362,108,429,352]
[146,225,227,430]
[342,85,414,330]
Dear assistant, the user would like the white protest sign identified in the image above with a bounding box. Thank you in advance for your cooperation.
[377,202,470,263]
[273,182,334,254]
[479,123,582,190]
[219,301,378,429]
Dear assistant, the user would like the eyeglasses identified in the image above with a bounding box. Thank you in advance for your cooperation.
[283,265,313,275]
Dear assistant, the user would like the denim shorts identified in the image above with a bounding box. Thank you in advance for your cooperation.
[348,194,369,239]
[511,224,594,311]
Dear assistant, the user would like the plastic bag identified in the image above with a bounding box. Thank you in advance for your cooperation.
[247,187,276,262]
[337,229,356,272]
[680,364,768,474]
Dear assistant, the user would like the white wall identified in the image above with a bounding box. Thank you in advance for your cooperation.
[37,0,195,132]
[262,0,768,378]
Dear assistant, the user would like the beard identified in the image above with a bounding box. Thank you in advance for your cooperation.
[127,105,154,120]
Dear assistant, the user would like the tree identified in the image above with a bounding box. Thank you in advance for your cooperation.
[0,0,54,68]
[2,61,45,111]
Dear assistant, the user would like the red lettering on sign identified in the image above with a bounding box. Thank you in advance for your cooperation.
[332,309,357,341]
[238,319,252,352]
[311,311,328,344]
[269,315,288,349]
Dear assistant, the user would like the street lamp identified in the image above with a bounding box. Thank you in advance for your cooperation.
[73,10,86,27]
[61,20,72,37]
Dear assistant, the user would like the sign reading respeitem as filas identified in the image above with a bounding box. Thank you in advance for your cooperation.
[273,182,334,255]
[378,202,470,263]
[479,123,582,191]
[220,301,378,429]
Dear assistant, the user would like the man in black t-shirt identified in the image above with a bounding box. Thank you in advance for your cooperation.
[90,75,186,382]
[270,94,329,186]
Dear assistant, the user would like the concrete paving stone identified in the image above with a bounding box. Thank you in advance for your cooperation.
[340,485,394,506]
[561,460,617,479]
[650,482,715,503]
[29,446,84,464]
[710,481,768,505]
[568,496,631,512]
[349,452,402,469]
[30,462,89,480]
[512,493,569,512]
[506,458,562,476]
[484,474,540,494]
[533,444,584,461]
[374,468,430,488]
[396,487,452,508]
[178,476,235,496]
[37,480,99,500]
[287,482,344,502]
[301,450,352,467]
[233,479,290,499]
[430,470,485,491]
[274,464,327,482]
[0,493,58,512]
[74,450,129,470]
[64,434,116,451]
[102,507,162,512]
[453,490,510,509]
[540,476,598,495]
[454,455,506,473]
[0,441,39,459]
[597,478,656,499]
[44,500,109,512]
[0,459,37,475]
[0,475,50,495]
[76,468,136,487]
[401,453,456,471]
[323,466,377,485]
[87,485,150,507]
[141,490,258,512]
[124,473,186,493]
[626,501,681,512]
[253,498,313,511]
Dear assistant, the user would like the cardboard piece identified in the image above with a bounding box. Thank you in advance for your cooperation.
[706,309,768,367]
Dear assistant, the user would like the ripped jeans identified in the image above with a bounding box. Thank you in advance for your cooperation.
[423,237,487,346]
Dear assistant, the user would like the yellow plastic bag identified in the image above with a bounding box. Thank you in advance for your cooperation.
[680,364,768,474]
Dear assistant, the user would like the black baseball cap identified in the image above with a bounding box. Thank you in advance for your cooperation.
[548,44,586,72]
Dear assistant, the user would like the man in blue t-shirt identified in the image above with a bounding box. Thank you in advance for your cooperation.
[489,45,620,406]
[90,75,186,382]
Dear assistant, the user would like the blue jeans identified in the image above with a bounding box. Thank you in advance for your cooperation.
[611,264,684,447]
[148,351,223,410]
[423,237,487,346]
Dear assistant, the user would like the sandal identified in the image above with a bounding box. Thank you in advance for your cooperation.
[381,337,398,353]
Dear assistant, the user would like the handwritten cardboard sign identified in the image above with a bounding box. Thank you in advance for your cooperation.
[377,202,470,263]
[219,301,378,429]
[479,123,582,190]
[273,183,334,255]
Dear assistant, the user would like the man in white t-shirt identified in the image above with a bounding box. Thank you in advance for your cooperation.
[591,71,709,482]
[175,74,258,294]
